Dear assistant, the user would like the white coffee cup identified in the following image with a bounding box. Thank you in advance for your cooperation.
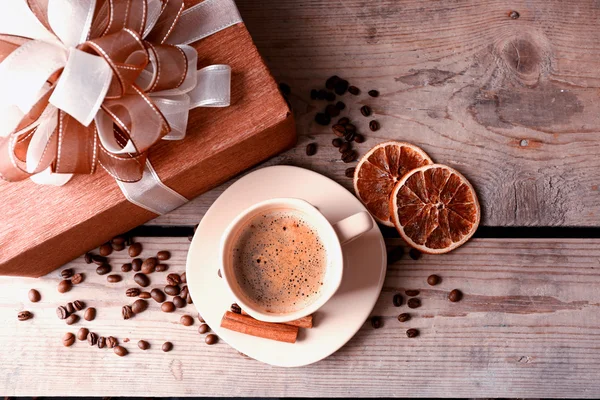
[220,198,373,323]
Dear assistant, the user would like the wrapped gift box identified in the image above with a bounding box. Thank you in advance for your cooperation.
[0,6,296,277]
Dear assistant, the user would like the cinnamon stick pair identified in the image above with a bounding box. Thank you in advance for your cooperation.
[220,311,314,343]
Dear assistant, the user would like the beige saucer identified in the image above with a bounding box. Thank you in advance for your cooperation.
[186,166,387,367]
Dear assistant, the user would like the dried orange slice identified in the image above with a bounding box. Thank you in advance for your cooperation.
[354,142,433,226]
[390,164,480,253]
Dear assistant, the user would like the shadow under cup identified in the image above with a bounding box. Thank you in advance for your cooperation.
[220,198,344,323]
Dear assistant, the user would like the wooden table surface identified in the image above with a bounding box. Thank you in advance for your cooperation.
[2,0,600,397]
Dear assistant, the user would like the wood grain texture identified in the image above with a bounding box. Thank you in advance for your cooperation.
[150,0,600,227]
[1,237,600,397]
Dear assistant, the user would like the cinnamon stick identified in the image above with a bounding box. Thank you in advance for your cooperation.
[220,311,299,343]
[241,309,313,329]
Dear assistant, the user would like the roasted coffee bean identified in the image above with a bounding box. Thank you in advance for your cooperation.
[337,117,350,125]
[334,79,349,95]
[156,250,171,261]
[60,268,74,279]
[348,85,360,95]
[114,345,127,357]
[84,252,93,264]
[231,303,242,314]
[132,299,148,314]
[332,124,346,137]
[448,289,463,302]
[18,311,33,321]
[360,105,372,117]
[407,298,421,309]
[73,300,85,311]
[142,257,157,274]
[354,133,365,143]
[84,307,96,321]
[325,75,340,90]
[56,306,69,320]
[387,246,404,264]
[278,82,291,96]
[96,264,111,275]
[180,285,189,299]
[162,341,173,352]
[97,336,106,349]
[217,269,222,278]
[181,315,194,326]
[92,254,107,265]
[427,274,440,286]
[409,248,422,260]
[325,91,336,102]
[325,104,340,117]
[310,89,318,100]
[342,150,358,163]
[166,273,181,286]
[107,336,118,348]
[393,293,404,307]
[509,10,520,19]
[122,305,134,320]
[369,120,380,131]
[186,292,193,304]
[65,314,79,325]
[180,272,186,284]
[88,332,98,346]
[155,264,168,272]
[63,332,75,347]
[99,243,113,256]
[71,273,84,285]
[112,235,127,245]
[317,89,327,100]
[205,334,218,345]
[57,279,72,293]
[28,289,41,303]
[131,258,142,271]
[164,285,180,296]
[107,274,122,283]
[344,131,355,142]
[371,316,382,329]
[128,242,142,257]
[339,142,351,153]
[150,288,166,303]
[138,340,150,350]
[66,302,75,314]
[121,263,132,273]
[77,327,89,341]
[198,313,205,323]
[173,295,186,308]
[368,89,380,98]
[398,313,411,322]
[332,138,343,148]
[134,273,150,287]
[315,112,330,126]
[406,328,419,338]
[345,123,356,133]
[405,290,420,297]
[112,242,125,251]
[335,101,346,110]
[345,167,356,178]
[161,301,175,313]
[139,292,151,299]
[306,142,317,156]
[198,324,210,334]
[126,288,140,298]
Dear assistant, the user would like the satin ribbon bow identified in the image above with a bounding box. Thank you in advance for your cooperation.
[0,0,239,189]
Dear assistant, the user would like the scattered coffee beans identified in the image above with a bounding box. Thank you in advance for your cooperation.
[57,279,72,293]
[114,345,127,357]
[325,75,339,90]
[162,341,173,352]
[397,313,411,322]
[406,328,419,338]
[306,142,317,156]
[126,288,140,297]
[339,142,350,153]
[334,79,349,95]
[369,120,380,131]
[325,104,340,117]
[180,272,186,283]
[337,117,349,125]
[342,150,358,163]
[161,301,175,313]
[63,332,75,347]
[60,268,74,279]
[325,92,336,102]
[134,273,150,287]
[73,300,85,311]
[139,292,151,299]
[150,288,166,303]
[66,302,75,314]
[409,248,422,260]
[371,316,382,329]
[97,336,106,348]
[77,328,89,341]
[205,334,218,345]
[348,85,360,95]
[18,311,33,321]
[107,274,122,283]
[122,305,134,320]
[368,90,379,98]
[181,315,194,326]
[186,292,193,304]
[142,257,157,274]
[132,258,142,271]
[112,235,127,245]
[65,314,79,325]
[345,167,356,178]
[332,138,343,148]
[180,285,189,300]
[84,253,93,264]
[393,293,403,307]
[164,285,180,296]
[317,89,327,100]
[231,303,242,314]
[315,112,330,126]
[155,264,168,272]
[138,340,150,350]
[448,289,463,302]
[198,313,205,323]
[84,307,96,321]
[173,296,186,308]
[112,242,125,251]
[28,289,41,303]
[198,324,210,334]
[335,101,346,110]
[132,299,148,314]
[99,243,113,256]
[121,263,132,273]
[166,273,181,286]
[71,273,84,284]
[88,332,98,346]
[344,130,356,142]
[405,290,420,297]
[360,105,372,117]
[107,336,118,348]
[96,264,111,275]
[354,133,365,143]
[217,269,222,278]
[427,274,440,286]
[407,298,421,309]
[387,246,404,264]
[56,306,69,320]
[128,242,142,257]
[92,255,107,265]
[332,124,345,137]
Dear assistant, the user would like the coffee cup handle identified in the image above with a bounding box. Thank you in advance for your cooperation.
[332,211,374,245]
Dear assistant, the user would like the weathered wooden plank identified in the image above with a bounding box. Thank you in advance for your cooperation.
[149,0,600,227]
[1,237,599,397]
